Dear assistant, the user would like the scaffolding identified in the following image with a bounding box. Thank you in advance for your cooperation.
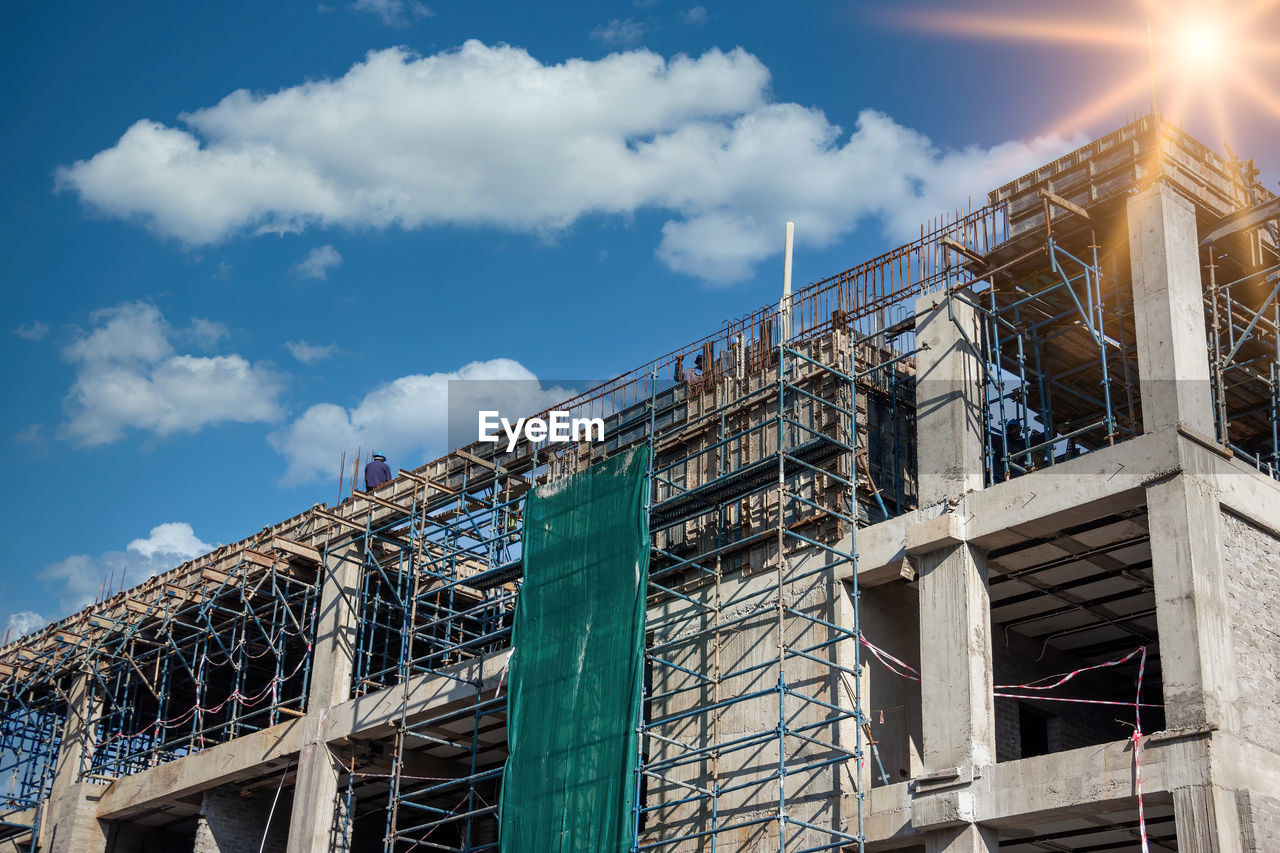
[0,679,63,839]
[0,112,1275,853]
[81,553,318,780]
[944,198,1138,486]
[636,330,870,851]
[1206,158,1280,476]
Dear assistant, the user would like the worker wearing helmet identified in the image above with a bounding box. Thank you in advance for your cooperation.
[364,451,392,491]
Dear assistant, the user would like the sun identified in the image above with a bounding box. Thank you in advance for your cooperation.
[1175,18,1226,68]
[894,0,1280,149]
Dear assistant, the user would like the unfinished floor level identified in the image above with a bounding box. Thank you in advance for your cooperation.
[1,115,1278,852]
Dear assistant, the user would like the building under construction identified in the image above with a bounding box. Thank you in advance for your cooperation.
[1,115,1278,852]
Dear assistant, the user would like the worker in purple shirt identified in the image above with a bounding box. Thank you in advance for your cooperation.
[364,451,392,491]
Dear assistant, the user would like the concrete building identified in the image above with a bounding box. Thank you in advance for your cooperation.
[1,115,1277,852]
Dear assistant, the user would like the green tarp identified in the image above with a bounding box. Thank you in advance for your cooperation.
[499,446,650,853]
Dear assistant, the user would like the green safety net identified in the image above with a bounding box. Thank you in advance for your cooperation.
[499,445,651,853]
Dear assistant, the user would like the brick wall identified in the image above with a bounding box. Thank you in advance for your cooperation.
[1221,512,1280,755]
[992,630,1139,762]
[193,785,291,853]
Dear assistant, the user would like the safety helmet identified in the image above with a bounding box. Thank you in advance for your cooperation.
[372,450,386,460]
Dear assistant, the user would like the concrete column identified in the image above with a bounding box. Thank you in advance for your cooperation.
[925,824,999,853]
[285,542,362,853]
[44,670,108,853]
[1146,467,1237,734]
[1147,439,1243,849]
[1173,784,1244,853]
[1127,183,1215,437]
[45,783,108,853]
[917,543,996,772]
[49,670,95,797]
[914,290,985,505]
[305,543,362,708]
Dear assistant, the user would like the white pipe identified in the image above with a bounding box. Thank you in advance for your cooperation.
[781,221,795,343]
[783,221,795,300]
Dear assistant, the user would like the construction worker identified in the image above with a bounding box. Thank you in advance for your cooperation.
[674,353,704,384]
[365,451,392,491]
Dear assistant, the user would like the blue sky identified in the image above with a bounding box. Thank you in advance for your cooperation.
[2,0,1275,635]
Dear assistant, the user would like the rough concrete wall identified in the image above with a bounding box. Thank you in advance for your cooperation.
[1239,789,1280,852]
[1221,512,1280,754]
[992,631,1135,762]
[44,781,108,853]
[193,785,291,853]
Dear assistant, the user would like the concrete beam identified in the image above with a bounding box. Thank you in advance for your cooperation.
[867,732,1223,843]
[95,719,303,819]
[924,824,997,853]
[840,430,1179,587]
[95,652,510,820]
[1127,183,1216,437]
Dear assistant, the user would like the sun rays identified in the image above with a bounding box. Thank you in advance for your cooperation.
[896,0,1280,148]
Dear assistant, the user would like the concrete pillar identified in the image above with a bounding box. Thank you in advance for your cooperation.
[305,543,362,708]
[1127,183,1215,437]
[45,783,107,853]
[925,824,999,853]
[1173,784,1244,853]
[1146,467,1237,733]
[44,670,107,853]
[49,670,95,797]
[914,290,985,505]
[1146,440,1243,848]
[285,542,362,853]
[917,543,996,772]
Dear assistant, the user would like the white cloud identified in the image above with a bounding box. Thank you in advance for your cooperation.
[292,245,342,280]
[12,321,49,341]
[268,357,569,484]
[351,0,432,27]
[15,423,46,445]
[59,302,284,446]
[56,42,1079,284]
[591,18,648,45]
[284,340,337,364]
[39,522,213,617]
[188,317,228,348]
[680,5,709,25]
[5,611,47,640]
[127,521,213,560]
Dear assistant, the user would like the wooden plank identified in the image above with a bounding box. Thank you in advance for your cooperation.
[1039,188,1091,221]
[355,491,414,514]
[1201,194,1280,245]
[940,236,987,267]
[270,537,321,564]
[397,469,458,494]
[241,549,275,568]
[164,583,198,602]
[313,509,367,535]
[201,567,233,586]
[455,449,531,486]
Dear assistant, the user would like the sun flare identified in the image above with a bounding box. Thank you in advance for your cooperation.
[898,1,1280,148]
